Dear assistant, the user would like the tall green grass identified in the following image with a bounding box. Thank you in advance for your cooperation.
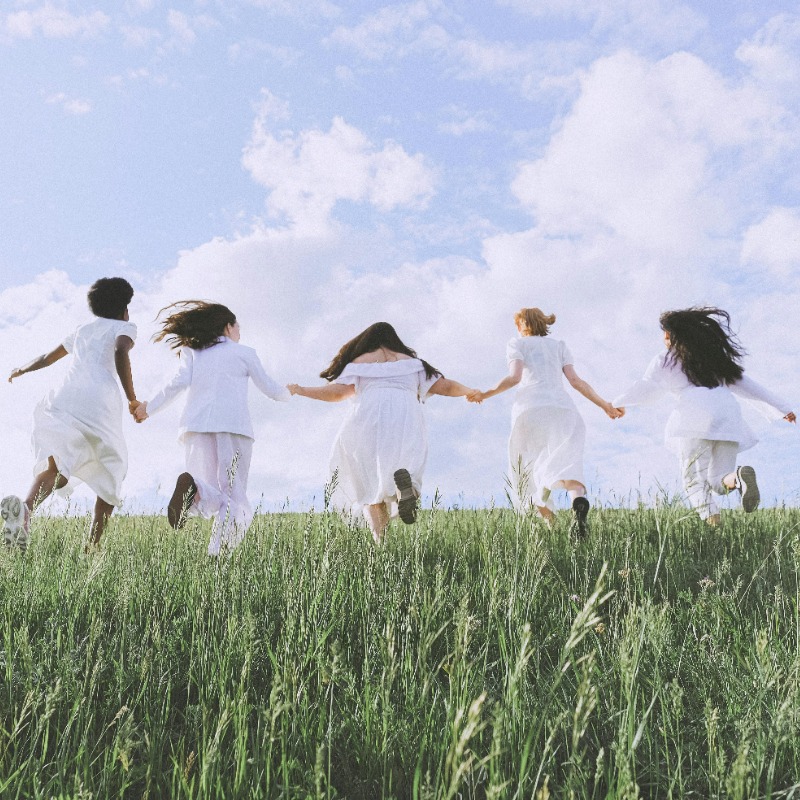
[1,502,799,798]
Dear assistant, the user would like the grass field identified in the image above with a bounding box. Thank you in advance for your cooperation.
[1,502,799,799]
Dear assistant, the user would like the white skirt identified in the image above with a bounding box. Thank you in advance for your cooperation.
[32,387,128,507]
[330,386,427,509]
[508,405,585,509]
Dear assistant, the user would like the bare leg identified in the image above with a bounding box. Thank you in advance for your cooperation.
[25,456,68,512]
[553,479,587,503]
[364,502,390,544]
[536,505,556,525]
[88,497,115,546]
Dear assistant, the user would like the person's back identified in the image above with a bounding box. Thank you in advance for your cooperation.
[509,335,575,411]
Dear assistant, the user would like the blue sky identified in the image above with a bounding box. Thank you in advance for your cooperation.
[1,0,798,514]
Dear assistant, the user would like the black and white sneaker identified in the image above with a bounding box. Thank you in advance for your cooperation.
[1,495,28,552]
[168,473,197,529]
[571,496,590,538]
[736,466,760,513]
[394,468,419,524]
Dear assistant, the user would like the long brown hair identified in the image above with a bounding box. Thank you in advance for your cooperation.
[660,307,744,388]
[320,322,441,381]
[514,307,556,337]
[153,301,236,351]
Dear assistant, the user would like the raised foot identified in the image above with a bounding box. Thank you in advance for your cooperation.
[393,468,419,524]
[168,473,197,529]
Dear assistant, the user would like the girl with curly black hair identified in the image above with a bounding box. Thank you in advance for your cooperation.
[2,277,140,549]
[614,307,795,525]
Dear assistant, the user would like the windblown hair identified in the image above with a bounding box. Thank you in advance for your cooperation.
[153,301,236,351]
[320,322,441,382]
[660,307,745,388]
[87,277,134,320]
[514,307,556,337]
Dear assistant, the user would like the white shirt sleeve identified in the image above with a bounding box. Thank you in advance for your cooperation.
[730,375,792,421]
[62,329,77,353]
[146,349,193,416]
[248,351,291,402]
[560,340,574,367]
[117,321,137,341]
[613,353,670,408]
[506,338,523,365]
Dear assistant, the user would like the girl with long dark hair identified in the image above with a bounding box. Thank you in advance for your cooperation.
[3,277,139,549]
[134,301,289,554]
[614,307,795,525]
[288,322,477,543]
[469,307,621,535]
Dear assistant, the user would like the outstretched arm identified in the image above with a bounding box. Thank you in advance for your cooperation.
[287,383,355,402]
[563,365,622,419]
[114,335,138,412]
[8,345,68,383]
[470,360,523,402]
[427,376,478,398]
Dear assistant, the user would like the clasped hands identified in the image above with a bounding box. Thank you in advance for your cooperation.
[128,400,149,423]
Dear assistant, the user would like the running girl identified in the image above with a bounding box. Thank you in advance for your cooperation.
[287,322,477,543]
[134,301,289,555]
[469,307,621,534]
[3,277,139,548]
[614,307,795,525]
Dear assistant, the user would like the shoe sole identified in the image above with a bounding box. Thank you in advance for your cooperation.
[394,469,418,524]
[168,473,197,529]
[572,496,590,537]
[1,495,27,551]
[738,466,760,513]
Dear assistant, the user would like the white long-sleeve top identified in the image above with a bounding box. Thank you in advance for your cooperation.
[613,352,792,452]
[145,338,290,441]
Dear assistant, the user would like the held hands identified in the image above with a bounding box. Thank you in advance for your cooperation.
[131,400,148,423]
[603,402,625,420]
[466,389,485,404]
[286,383,302,396]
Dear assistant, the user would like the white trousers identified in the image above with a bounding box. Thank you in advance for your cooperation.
[677,438,738,519]
[183,432,254,555]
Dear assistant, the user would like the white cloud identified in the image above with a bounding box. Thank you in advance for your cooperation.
[741,207,800,281]
[736,13,800,94]
[45,91,92,114]
[242,94,436,228]
[4,3,109,39]
[437,106,493,136]
[240,0,341,20]
[511,51,789,253]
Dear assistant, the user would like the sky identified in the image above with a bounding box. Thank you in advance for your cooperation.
[1,0,798,517]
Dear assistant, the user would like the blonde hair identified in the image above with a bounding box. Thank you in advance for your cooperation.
[514,307,556,337]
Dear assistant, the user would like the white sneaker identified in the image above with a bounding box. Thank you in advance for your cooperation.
[1,496,29,552]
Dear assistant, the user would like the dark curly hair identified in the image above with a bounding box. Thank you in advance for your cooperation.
[321,322,441,381]
[153,301,236,351]
[87,277,134,320]
[660,307,745,388]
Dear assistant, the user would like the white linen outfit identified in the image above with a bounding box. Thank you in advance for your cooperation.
[31,317,137,507]
[506,336,585,510]
[613,353,791,519]
[146,338,290,554]
[331,359,440,511]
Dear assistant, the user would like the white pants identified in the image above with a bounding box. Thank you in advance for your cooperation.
[677,438,738,519]
[183,432,254,555]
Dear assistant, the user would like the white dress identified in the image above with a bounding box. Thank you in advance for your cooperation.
[31,317,137,507]
[331,359,439,509]
[506,336,585,509]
